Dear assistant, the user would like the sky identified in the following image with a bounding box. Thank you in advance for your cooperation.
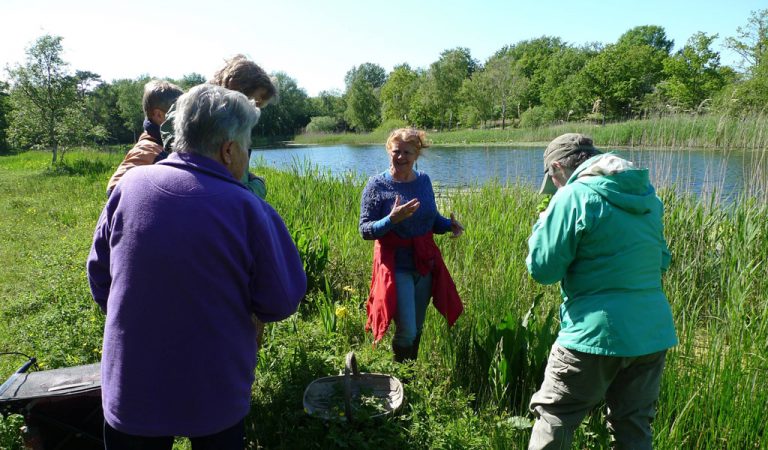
[2,0,765,97]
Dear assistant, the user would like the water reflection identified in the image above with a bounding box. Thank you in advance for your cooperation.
[251,144,768,202]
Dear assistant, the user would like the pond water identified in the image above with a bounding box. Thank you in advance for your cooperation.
[251,144,768,201]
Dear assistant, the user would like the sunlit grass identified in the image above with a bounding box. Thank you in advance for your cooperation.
[1,149,767,448]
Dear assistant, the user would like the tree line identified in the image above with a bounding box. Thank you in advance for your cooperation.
[1,9,766,161]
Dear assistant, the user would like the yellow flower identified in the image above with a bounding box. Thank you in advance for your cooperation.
[335,305,348,319]
[343,285,355,294]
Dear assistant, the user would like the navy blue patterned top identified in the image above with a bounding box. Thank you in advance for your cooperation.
[359,171,452,270]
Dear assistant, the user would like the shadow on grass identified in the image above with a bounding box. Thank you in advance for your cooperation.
[44,158,114,177]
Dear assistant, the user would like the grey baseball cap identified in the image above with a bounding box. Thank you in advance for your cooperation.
[539,133,599,195]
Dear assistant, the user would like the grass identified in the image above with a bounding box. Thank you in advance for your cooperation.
[295,112,768,151]
[1,149,767,448]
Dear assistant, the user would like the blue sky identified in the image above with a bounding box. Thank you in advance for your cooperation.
[2,0,764,96]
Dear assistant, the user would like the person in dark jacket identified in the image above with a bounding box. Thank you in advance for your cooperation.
[526,133,677,450]
[87,84,306,450]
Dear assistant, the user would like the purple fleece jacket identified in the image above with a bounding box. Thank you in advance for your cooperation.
[86,152,306,437]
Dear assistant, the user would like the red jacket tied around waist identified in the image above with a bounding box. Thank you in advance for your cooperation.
[365,231,463,343]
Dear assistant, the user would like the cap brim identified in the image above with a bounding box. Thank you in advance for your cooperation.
[539,174,557,195]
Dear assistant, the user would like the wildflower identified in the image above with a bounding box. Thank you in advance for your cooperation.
[335,305,348,319]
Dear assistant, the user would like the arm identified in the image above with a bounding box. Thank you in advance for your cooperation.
[243,172,268,199]
[525,189,587,285]
[359,178,393,239]
[86,207,112,312]
[249,204,307,323]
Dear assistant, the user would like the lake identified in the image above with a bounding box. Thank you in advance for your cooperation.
[251,144,768,201]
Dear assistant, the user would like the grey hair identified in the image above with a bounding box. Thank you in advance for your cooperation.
[142,80,183,116]
[558,148,602,171]
[173,84,261,157]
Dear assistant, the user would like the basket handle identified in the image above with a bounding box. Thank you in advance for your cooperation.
[343,351,358,423]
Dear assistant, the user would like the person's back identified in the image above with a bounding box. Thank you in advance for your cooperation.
[88,84,306,448]
[106,80,183,196]
[527,153,676,356]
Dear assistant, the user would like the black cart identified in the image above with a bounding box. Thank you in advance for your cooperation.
[0,361,103,449]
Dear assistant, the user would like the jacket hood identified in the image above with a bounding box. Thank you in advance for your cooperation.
[567,153,656,215]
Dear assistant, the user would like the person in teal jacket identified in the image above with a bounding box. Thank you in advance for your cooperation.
[526,133,677,450]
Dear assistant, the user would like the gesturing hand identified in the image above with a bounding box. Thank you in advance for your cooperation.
[389,195,420,224]
[450,212,464,238]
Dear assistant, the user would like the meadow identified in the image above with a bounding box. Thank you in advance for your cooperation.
[0,148,766,449]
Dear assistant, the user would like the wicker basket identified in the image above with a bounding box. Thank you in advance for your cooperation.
[303,352,403,422]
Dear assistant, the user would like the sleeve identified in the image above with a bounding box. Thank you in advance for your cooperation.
[106,144,161,191]
[359,178,392,239]
[160,104,176,152]
[249,203,307,323]
[243,172,268,199]
[525,189,587,285]
[86,206,113,312]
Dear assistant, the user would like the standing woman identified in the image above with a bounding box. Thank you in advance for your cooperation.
[359,128,464,362]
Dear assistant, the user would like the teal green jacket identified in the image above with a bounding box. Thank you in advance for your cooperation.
[526,154,677,356]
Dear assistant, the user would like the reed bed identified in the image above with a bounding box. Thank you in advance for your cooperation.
[296,113,768,152]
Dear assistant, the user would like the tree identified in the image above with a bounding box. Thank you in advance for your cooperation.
[539,46,595,121]
[308,90,346,131]
[254,72,310,137]
[724,9,768,74]
[380,64,419,122]
[660,32,732,111]
[0,82,11,153]
[343,63,386,131]
[113,77,149,141]
[5,35,81,163]
[344,74,380,131]
[344,63,387,90]
[175,73,206,91]
[411,48,476,129]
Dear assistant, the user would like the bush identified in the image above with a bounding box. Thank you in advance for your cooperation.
[519,106,556,128]
[305,116,340,134]
[374,119,408,134]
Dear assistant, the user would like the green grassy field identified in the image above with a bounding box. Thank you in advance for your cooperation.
[1,149,766,449]
[294,113,768,151]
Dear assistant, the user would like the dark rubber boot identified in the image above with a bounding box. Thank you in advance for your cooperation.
[393,343,413,363]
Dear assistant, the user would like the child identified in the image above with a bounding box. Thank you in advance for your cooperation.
[161,55,276,199]
[106,80,183,196]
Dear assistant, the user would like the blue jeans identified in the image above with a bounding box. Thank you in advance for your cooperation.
[393,270,432,347]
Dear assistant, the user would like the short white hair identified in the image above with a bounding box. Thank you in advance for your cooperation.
[173,84,261,157]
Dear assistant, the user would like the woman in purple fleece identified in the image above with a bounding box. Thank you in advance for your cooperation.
[87,84,306,450]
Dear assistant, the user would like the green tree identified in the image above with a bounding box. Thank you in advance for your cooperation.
[724,9,768,74]
[5,35,82,163]
[344,74,381,131]
[660,32,732,111]
[380,64,419,122]
[0,82,11,153]
[411,48,476,129]
[175,73,206,91]
[113,76,149,141]
[343,63,385,131]
[255,72,310,137]
[539,46,595,121]
[308,90,346,131]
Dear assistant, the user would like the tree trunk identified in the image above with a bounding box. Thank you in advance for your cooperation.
[501,99,507,130]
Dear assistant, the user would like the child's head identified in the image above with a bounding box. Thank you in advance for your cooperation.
[143,80,184,125]
[209,55,277,107]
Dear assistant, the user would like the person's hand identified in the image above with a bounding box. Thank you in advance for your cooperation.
[450,212,464,238]
[389,195,420,224]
